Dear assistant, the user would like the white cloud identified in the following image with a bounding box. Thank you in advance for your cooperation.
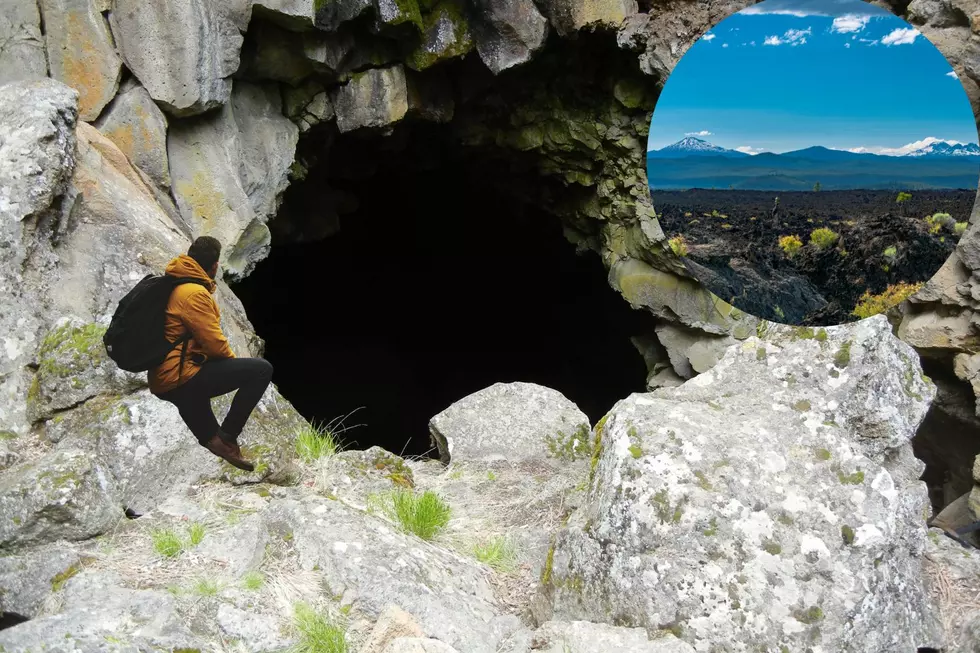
[740,6,811,16]
[736,146,765,155]
[844,42,851,48]
[832,14,869,33]
[703,33,716,41]
[738,0,890,18]
[947,70,958,78]
[843,137,959,156]
[765,27,811,46]
[686,130,714,136]
[859,37,878,45]
[881,27,918,45]
[750,40,756,46]
[722,43,729,48]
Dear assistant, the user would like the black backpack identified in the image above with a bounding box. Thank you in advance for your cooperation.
[103,274,210,373]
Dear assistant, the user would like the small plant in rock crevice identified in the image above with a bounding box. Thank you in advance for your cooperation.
[668,235,689,257]
[296,419,345,463]
[150,521,207,558]
[851,282,923,319]
[472,535,518,573]
[242,570,264,590]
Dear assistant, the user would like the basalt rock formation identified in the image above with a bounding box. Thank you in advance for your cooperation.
[3,0,980,649]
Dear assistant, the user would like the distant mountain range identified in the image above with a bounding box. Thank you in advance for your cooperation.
[647,138,980,190]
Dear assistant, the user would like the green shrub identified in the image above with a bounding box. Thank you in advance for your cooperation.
[896,191,912,203]
[778,235,803,257]
[291,602,348,653]
[926,212,954,234]
[473,536,518,573]
[852,282,923,319]
[882,246,897,261]
[667,235,689,257]
[955,221,969,236]
[372,489,451,541]
[809,228,839,250]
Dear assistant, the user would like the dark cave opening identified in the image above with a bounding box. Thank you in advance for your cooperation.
[231,121,652,458]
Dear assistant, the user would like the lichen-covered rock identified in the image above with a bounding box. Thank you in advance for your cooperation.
[406,0,475,71]
[428,381,591,466]
[38,0,122,121]
[498,620,695,653]
[0,0,48,84]
[0,569,204,651]
[109,0,249,117]
[94,79,171,189]
[26,318,143,423]
[382,638,461,653]
[265,493,521,652]
[169,81,298,278]
[253,0,315,29]
[332,65,409,133]
[470,0,549,74]
[0,544,83,618]
[49,386,304,514]
[0,448,121,551]
[653,323,735,379]
[535,316,940,651]
[536,0,637,36]
[360,604,426,653]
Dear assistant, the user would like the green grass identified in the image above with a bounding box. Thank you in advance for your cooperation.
[296,420,343,463]
[809,227,839,250]
[151,528,185,558]
[242,571,264,590]
[191,577,222,596]
[290,602,348,653]
[371,488,451,540]
[188,522,206,546]
[472,536,517,573]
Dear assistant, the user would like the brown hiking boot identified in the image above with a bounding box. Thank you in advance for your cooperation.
[203,434,255,472]
[217,428,242,457]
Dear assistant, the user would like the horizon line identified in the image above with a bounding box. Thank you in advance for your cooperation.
[647,138,980,155]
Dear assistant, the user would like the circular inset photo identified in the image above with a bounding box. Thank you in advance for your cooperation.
[646,0,979,326]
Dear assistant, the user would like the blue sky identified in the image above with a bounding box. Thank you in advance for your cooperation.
[646,0,978,155]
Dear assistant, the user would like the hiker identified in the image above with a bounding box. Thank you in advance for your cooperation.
[147,236,272,471]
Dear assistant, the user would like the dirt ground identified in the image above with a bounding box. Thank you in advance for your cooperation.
[652,189,974,325]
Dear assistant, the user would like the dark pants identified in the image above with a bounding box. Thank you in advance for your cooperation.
[156,358,273,446]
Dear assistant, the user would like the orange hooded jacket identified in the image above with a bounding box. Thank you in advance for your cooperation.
[148,255,236,395]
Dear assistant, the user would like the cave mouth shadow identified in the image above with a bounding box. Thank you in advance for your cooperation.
[230,122,653,460]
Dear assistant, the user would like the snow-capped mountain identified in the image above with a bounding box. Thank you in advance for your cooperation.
[648,137,751,158]
[902,140,980,157]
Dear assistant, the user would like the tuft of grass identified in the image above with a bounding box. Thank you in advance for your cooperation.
[191,577,222,596]
[473,536,518,573]
[151,528,185,558]
[809,227,839,250]
[373,488,451,541]
[291,602,348,653]
[242,570,264,591]
[296,420,343,463]
[851,282,923,319]
[188,522,206,546]
[668,235,689,257]
[778,234,803,257]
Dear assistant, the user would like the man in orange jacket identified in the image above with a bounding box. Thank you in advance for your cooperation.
[150,236,272,472]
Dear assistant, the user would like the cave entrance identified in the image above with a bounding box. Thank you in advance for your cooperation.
[231,113,653,459]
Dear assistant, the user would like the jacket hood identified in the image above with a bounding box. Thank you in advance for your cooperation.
[165,254,217,292]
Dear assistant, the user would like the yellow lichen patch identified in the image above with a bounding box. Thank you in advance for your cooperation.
[101,124,137,162]
[59,11,118,121]
[175,171,230,223]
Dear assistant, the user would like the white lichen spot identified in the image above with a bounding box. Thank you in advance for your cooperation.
[733,510,774,546]
[870,470,897,503]
[333,541,348,553]
[853,524,884,547]
[312,504,327,515]
[826,399,839,411]
[762,452,786,474]
[800,534,830,558]
[850,490,866,506]
[680,442,703,463]
[3,337,23,361]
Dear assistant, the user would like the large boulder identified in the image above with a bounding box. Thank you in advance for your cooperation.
[331,65,409,133]
[498,620,695,652]
[264,492,521,652]
[534,316,942,651]
[108,0,250,117]
[406,1,475,71]
[0,448,122,551]
[169,81,299,278]
[94,79,172,189]
[0,0,48,84]
[38,0,123,121]
[536,0,637,36]
[0,544,84,619]
[470,0,550,74]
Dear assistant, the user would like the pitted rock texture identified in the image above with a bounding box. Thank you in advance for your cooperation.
[534,316,942,652]
[0,0,48,84]
[94,79,171,189]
